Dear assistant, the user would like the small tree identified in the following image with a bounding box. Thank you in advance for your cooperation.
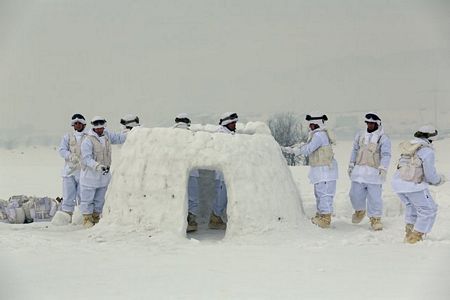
[267,112,308,166]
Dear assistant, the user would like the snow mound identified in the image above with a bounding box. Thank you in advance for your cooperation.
[190,121,271,135]
[51,211,72,226]
[103,124,303,238]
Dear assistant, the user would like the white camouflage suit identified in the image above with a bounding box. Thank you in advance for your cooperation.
[391,137,443,234]
[80,129,126,215]
[292,128,338,215]
[348,127,391,218]
[172,121,200,216]
[59,130,87,213]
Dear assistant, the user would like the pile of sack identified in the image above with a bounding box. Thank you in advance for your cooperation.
[0,195,61,224]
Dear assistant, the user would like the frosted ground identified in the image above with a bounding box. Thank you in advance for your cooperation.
[1,128,450,300]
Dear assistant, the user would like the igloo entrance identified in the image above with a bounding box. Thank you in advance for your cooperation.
[186,169,228,239]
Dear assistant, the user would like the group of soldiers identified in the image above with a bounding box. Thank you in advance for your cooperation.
[56,111,446,244]
[282,111,446,244]
[56,112,238,231]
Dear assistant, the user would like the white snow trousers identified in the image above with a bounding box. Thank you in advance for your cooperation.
[80,185,108,215]
[396,189,437,234]
[349,182,383,217]
[61,175,81,213]
[188,175,199,215]
[314,180,336,214]
[213,178,227,217]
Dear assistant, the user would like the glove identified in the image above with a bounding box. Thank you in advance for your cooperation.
[347,163,355,178]
[69,153,79,165]
[436,173,446,186]
[95,164,108,173]
[378,167,387,181]
[281,146,294,154]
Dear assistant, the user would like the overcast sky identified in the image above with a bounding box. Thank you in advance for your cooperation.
[1,0,449,135]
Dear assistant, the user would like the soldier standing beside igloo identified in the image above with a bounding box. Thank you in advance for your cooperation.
[208,112,239,230]
[282,112,338,228]
[172,113,200,233]
[80,116,127,228]
[53,114,88,225]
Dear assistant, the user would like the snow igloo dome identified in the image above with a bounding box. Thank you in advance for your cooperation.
[103,122,304,238]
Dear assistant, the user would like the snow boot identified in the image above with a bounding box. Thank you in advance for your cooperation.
[186,212,198,232]
[311,213,331,228]
[404,223,414,241]
[352,210,366,224]
[92,212,101,224]
[208,213,226,230]
[370,217,383,231]
[405,230,424,244]
[83,214,95,228]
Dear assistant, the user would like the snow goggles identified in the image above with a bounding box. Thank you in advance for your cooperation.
[305,114,328,121]
[120,116,139,126]
[365,113,381,122]
[92,120,106,126]
[221,113,238,123]
[175,117,191,125]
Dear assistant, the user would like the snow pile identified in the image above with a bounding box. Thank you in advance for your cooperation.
[103,123,303,238]
[191,121,271,135]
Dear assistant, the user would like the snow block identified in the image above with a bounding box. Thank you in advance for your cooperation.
[103,124,303,238]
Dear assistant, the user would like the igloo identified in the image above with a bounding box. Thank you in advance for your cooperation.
[103,122,304,238]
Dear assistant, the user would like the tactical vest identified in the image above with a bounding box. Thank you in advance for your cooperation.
[397,141,429,184]
[355,133,381,168]
[68,133,86,169]
[308,130,335,167]
[85,135,112,168]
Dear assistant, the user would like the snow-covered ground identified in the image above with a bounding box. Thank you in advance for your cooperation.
[1,137,450,299]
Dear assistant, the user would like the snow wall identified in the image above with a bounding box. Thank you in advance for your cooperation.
[103,122,304,238]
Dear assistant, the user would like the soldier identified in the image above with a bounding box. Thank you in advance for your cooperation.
[348,112,391,231]
[172,113,200,232]
[208,112,239,230]
[391,125,446,243]
[79,116,127,228]
[54,113,88,225]
[282,112,338,228]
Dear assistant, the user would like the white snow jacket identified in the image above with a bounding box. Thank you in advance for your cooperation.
[217,125,235,135]
[80,129,126,188]
[349,128,391,185]
[59,130,88,177]
[293,128,338,184]
[391,138,442,193]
